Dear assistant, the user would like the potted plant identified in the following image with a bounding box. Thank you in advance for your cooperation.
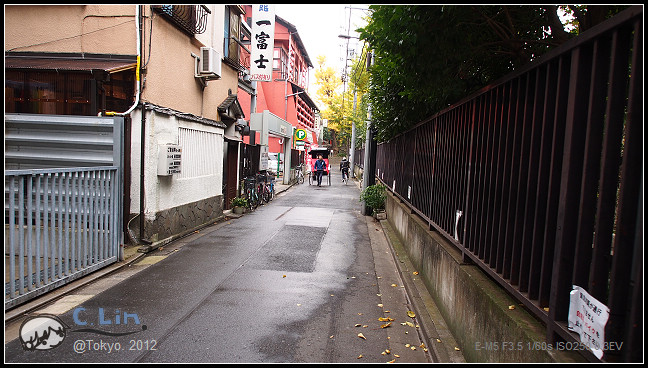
[230,197,247,214]
[360,183,387,219]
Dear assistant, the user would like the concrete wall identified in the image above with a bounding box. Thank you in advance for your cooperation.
[129,107,225,246]
[385,192,584,363]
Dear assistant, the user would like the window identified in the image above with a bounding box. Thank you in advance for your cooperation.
[223,6,242,63]
[5,69,134,116]
[273,47,288,80]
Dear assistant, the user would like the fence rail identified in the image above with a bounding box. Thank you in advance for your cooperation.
[5,167,120,308]
[373,7,642,362]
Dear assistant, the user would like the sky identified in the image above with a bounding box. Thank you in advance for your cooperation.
[273,4,371,96]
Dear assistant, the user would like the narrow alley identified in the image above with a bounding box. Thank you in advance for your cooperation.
[5,165,451,363]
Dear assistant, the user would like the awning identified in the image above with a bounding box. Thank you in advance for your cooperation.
[5,53,137,73]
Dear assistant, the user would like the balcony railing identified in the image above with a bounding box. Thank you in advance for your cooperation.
[153,5,210,35]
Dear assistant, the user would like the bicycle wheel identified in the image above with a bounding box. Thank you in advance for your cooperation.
[298,172,304,184]
[308,172,312,185]
[246,188,257,210]
[258,184,266,205]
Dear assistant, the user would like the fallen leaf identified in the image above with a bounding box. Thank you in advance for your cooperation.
[387,359,396,363]
[357,355,363,359]
[405,344,411,348]
[508,305,516,310]
[410,346,417,350]
[436,339,442,343]
[454,347,461,351]
[404,321,415,327]
[391,283,398,287]
[358,333,366,340]
[282,275,286,278]
[355,324,362,327]
[407,311,416,318]
[393,354,400,358]
[377,303,383,307]
[381,322,392,328]
[378,317,394,322]
[413,271,419,275]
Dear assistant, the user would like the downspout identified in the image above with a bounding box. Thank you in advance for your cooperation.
[102,6,150,247]
[105,6,141,117]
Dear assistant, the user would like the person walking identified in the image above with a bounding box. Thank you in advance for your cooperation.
[314,154,326,187]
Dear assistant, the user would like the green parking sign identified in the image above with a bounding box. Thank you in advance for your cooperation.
[294,129,306,141]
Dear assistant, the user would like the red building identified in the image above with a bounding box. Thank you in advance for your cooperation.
[238,5,319,154]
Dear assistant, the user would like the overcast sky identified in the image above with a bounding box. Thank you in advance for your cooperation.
[273,4,370,95]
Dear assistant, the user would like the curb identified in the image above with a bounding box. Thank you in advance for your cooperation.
[4,247,147,324]
[379,218,466,363]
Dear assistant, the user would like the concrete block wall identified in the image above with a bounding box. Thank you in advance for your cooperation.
[385,192,584,363]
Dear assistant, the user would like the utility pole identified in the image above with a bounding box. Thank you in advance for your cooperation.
[362,51,375,216]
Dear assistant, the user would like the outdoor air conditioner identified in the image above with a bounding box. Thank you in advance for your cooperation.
[199,47,221,77]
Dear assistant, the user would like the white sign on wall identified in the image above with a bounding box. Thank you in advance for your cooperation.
[250,4,276,82]
[567,285,610,359]
[158,144,182,176]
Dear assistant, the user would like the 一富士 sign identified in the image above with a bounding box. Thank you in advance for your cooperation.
[250,5,275,82]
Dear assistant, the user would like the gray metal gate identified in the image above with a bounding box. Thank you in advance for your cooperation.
[5,113,123,309]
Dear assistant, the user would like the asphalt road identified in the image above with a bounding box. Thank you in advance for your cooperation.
[5,166,431,363]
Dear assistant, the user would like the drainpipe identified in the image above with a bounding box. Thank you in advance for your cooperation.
[101,6,149,248]
[105,6,141,117]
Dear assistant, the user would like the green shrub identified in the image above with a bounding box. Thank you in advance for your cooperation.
[360,183,386,213]
[230,196,248,207]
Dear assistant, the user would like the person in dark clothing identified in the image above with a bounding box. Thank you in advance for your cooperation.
[340,157,350,181]
[314,154,326,186]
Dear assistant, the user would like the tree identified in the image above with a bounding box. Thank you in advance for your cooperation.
[313,51,371,154]
[359,5,630,141]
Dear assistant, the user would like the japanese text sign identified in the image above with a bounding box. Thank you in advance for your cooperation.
[250,4,275,82]
[567,285,610,359]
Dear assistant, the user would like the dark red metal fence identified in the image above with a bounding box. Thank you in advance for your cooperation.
[373,7,642,362]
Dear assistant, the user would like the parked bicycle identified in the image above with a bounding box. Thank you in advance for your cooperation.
[265,174,275,202]
[257,172,275,204]
[244,176,259,210]
[295,164,305,184]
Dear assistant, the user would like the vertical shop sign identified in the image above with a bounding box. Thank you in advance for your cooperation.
[250,4,276,81]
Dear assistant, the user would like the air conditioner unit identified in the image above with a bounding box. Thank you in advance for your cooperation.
[199,47,221,77]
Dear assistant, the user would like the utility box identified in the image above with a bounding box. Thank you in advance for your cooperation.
[158,144,182,176]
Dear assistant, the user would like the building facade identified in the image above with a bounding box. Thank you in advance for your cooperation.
[236,5,320,158]
[5,5,245,247]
